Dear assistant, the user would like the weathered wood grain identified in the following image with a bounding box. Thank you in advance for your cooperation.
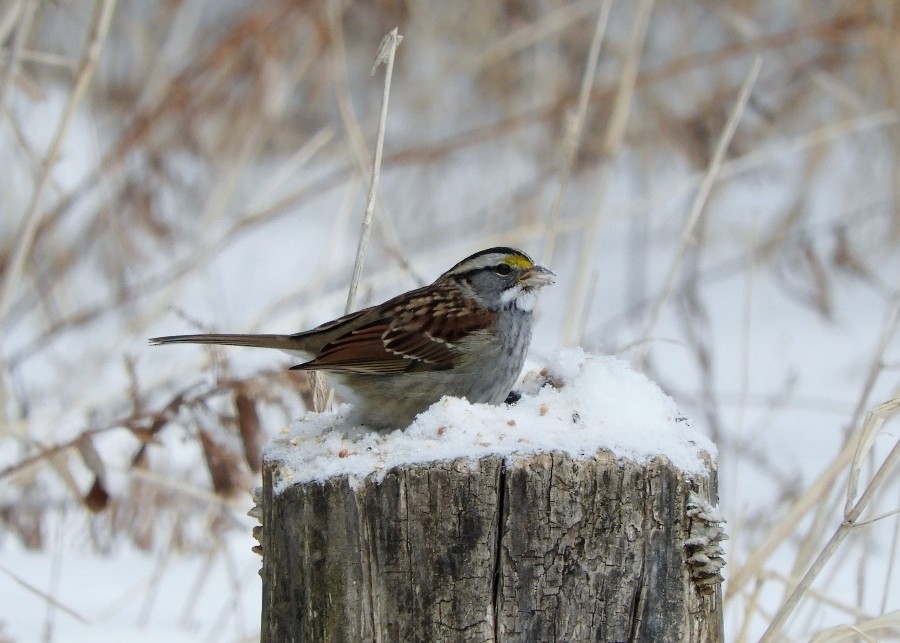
[260,450,724,642]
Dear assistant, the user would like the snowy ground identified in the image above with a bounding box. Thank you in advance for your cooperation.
[2,2,899,642]
[3,531,260,643]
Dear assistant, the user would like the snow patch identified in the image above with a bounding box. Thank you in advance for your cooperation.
[265,349,717,491]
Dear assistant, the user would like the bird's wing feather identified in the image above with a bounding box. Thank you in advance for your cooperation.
[291,287,496,374]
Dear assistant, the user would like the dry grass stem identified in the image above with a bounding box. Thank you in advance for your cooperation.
[846,397,900,515]
[0,562,90,625]
[636,55,762,366]
[309,24,401,413]
[765,570,881,620]
[541,0,613,266]
[345,27,402,313]
[881,488,900,614]
[0,0,116,326]
[602,0,654,154]
[451,0,597,77]
[246,127,335,214]
[760,399,900,641]
[809,609,900,643]
[563,0,655,344]
[725,432,863,599]
[0,0,36,109]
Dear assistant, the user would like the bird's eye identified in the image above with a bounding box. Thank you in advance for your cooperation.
[494,263,512,276]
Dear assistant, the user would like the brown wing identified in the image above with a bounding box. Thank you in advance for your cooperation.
[291,283,496,374]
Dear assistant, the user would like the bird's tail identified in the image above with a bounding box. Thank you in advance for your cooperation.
[149,333,301,351]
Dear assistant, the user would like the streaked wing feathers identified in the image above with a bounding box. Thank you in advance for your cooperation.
[291,285,497,374]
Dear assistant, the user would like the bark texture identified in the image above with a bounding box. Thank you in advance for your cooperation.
[260,450,724,642]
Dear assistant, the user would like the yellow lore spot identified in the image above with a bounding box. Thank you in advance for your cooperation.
[504,254,534,270]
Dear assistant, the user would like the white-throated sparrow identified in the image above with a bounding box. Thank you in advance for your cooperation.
[150,247,554,429]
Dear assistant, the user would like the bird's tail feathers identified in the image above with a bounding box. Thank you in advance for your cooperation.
[149,333,301,351]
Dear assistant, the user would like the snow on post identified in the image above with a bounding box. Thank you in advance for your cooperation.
[255,349,725,642]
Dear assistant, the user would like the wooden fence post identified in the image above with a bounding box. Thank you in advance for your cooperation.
[256,447,725,642]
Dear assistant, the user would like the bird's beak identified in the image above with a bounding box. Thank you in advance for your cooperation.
[518,264,555,288]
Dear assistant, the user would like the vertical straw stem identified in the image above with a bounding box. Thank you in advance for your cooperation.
[312,27,401,413]
[636,55,761,367]
[541,0,613,266]
[344,27,402,314]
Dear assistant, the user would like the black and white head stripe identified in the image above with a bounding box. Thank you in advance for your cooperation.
[442,247,535,278]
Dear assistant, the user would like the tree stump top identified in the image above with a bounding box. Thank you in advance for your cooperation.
[258,350,725,641]
[264,349,716,491]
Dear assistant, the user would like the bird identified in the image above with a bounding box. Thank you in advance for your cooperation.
[150,247,554,429]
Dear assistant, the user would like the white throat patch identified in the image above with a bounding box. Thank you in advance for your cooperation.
[500,284,537,311]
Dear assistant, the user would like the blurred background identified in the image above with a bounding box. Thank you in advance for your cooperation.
[1,1,899,641]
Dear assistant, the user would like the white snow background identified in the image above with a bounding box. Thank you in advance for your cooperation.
[2,3,900,642]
